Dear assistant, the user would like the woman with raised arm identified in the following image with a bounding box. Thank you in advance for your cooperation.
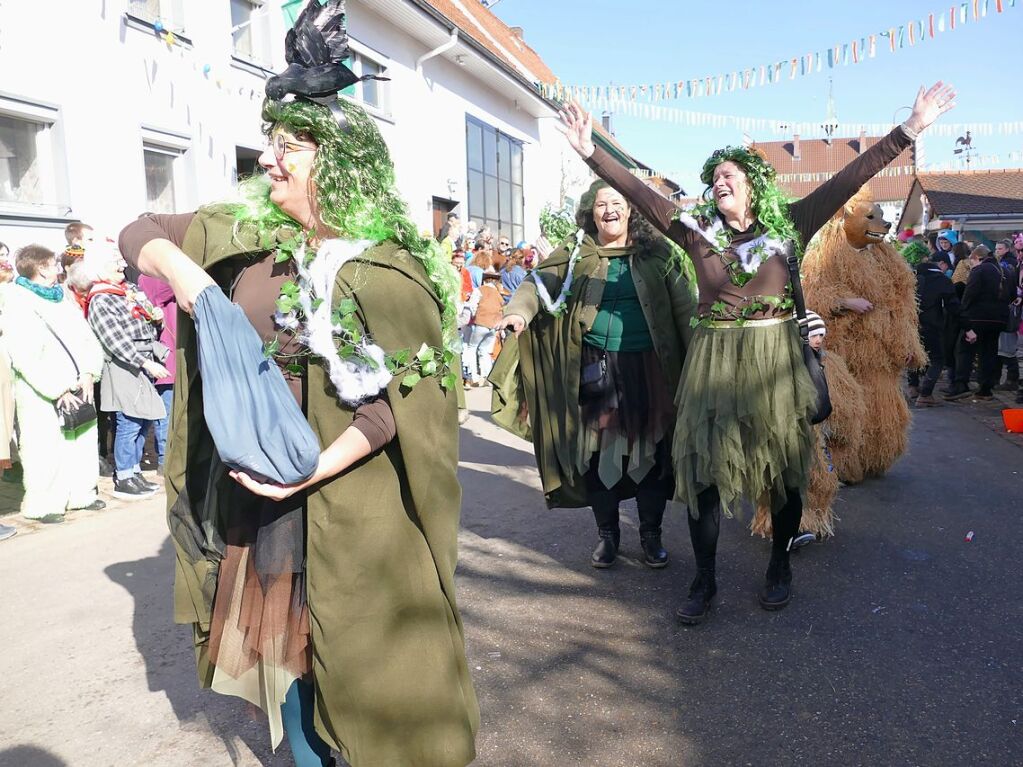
[492,181,695,569]
[560,83,955,623]
[116,3,478,765]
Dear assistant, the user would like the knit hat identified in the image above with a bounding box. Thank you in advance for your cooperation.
[804,310,826,338]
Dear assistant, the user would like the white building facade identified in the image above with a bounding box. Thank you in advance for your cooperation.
[0,0,589,253]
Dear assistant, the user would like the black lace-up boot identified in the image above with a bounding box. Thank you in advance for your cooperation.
[640,531,668,568]
[590,527,620,568]
[758,553,793,610]
[676,569,717,625]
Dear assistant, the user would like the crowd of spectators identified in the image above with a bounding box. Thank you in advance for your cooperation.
[0,221,176,536]
[441,212,546,387]
[908,231,1023,405]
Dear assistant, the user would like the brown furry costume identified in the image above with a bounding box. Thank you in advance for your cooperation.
[801,188,925,483]
[751,190,915,538]
[752,349,862,538]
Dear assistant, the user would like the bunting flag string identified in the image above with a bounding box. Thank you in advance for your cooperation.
[538,0,1015,103]
[572,98,1023,142]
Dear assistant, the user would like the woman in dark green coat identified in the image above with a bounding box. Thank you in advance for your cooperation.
[493,180,695,568]
[118,8,478,763]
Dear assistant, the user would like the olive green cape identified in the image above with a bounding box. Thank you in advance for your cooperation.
[490,235,695,508]
[166,207,478,766]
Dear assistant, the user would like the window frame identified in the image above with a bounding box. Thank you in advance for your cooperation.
[339,40,391,120]
[124,0,192,45]
[0,93,71,220]
[230,0,273,69]
[140,126,192,215]
[465,115,524,245]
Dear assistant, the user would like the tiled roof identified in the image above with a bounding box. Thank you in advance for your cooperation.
[751,135,916,203]
[419,0,556,84]
[916,169,1023,216]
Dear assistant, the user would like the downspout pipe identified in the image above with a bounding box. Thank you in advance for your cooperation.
[416,28,458,74]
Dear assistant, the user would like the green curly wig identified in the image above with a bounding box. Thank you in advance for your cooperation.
[233,97,458,341]
[698,146,801,251]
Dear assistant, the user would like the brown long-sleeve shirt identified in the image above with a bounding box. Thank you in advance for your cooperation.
[584,125,915,319]
[119,213,396,451]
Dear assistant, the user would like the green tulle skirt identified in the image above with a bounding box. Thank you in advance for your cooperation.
[672,319,816,516]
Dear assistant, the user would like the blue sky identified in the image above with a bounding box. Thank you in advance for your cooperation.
[490,0,1021,194]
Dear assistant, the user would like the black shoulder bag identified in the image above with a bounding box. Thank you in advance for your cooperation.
[785,244,832,424]
[579,264,619,400]
[38,316,98,432]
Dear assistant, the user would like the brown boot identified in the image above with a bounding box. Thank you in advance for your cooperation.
[915,394,940,407]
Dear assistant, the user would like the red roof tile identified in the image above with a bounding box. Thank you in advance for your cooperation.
[915,169,1023,216]
[419,0,556,84]
[751,135,916,203]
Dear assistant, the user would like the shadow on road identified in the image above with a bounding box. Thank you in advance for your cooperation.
[453,401,1023,766]
[105,538,285,766]
[0,745,66,767]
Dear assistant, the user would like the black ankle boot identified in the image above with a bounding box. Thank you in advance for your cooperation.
[590,527,620,569]
[676,569,716,624]
[759,554,793,610]
[640,531,668,568]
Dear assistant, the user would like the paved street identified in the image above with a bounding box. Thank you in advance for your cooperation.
[1,388,1021,767]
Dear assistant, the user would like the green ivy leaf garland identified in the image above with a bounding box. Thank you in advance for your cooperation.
[267,235,458,400]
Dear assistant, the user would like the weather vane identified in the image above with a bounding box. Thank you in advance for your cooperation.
[953,130,976,168]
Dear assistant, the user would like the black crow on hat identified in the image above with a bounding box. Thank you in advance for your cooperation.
[265,0,376,101]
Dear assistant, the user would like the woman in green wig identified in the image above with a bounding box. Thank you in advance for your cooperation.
[492,180,695,569]
[117,3,478,765]
[560,82,956,624]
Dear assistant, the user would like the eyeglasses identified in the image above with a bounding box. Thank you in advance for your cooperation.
[499,241,511,248]
[271,131,317,162]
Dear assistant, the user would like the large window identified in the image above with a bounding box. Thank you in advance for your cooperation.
[231,0,271,66]
[0,98,67,216]
[466,116,524,244]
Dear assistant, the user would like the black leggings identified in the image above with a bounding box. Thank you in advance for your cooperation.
[687,486,803,570]
[585,449,673,535]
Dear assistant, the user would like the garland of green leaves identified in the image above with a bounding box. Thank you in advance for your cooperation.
[674,203,795,328]
[670,146,806,326]
[269,233,459,403]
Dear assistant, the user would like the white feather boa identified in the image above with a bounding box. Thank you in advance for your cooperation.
[673,210,788,273]
[533,228,585,314]
[283,238,394,406]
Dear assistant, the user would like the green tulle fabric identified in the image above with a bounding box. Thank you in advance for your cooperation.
[672,320,816,516]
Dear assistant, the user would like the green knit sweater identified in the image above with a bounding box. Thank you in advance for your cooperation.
[583,255,653,352]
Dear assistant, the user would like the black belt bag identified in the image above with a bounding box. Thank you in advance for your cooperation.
[580,354,610,400]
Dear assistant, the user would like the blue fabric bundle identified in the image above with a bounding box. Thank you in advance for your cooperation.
[191,285,320,485]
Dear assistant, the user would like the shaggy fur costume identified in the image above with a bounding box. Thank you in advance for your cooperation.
[801,188,925,483]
